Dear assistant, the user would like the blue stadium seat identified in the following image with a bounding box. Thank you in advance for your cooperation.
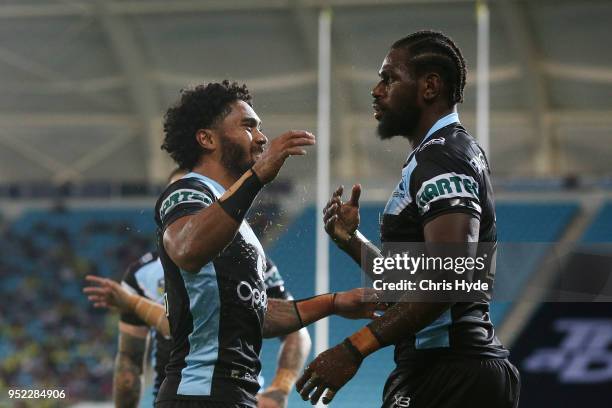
[581,202,612,243]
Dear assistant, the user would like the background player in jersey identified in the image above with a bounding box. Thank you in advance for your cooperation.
[85,256,311,408]
[151,80,384,408]
[296,31,520,407]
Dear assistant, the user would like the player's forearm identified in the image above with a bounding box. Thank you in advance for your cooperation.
[345,301,450,360]
[263,295,335,338]
[340,231,383,280]
[113,333,145,408]
[165,169,263,272]
[266,328,311,396]
[126,295,170,337]
[277,328,311,374]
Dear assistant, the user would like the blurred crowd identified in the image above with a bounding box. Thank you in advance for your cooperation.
[0,207,154,405]
[0,202,281,406]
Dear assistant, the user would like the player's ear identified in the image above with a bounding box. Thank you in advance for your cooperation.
[422,72,442,103]
[195,129,216,152]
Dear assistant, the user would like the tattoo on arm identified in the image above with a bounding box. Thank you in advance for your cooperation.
[263,299,302,338]
[113,332,146,408]
[277,328,311,373]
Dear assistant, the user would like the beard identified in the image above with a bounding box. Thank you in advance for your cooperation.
[376,105,422,141]
[220,136,254,179]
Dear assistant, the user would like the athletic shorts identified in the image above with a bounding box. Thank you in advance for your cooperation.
[155,401,253,408]
[382,358,520,408]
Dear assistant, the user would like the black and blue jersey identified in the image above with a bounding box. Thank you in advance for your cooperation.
[380,113,508,363]
[120,252,289,407]
[154,172,270,407]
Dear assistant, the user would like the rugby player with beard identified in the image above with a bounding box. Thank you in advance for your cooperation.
[296,31,520,408]
[149,81,384,408]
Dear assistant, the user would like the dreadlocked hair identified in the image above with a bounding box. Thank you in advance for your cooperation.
[162,80,252,170]
[392,30,467,107]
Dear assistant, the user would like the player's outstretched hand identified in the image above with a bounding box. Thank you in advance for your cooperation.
[334,288,387,319]
[252,130,315,184]
[323,184,361,248]
[296,342,361,405]
[83,275,134,313]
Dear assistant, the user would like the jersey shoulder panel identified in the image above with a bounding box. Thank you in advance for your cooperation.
[410,125,487,220]
[121,251,158,296]
[120,251,159,326]
[263,258,289,299]
[154,177,216,230]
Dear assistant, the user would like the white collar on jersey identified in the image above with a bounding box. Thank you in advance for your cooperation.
[421,112,460,147]
[182,171,226,197]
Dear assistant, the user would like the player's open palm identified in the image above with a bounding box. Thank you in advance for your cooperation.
[324,184,361,246]
[83,275,133,313]
[252,130,315,184]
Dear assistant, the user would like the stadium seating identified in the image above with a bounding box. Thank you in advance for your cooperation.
[0,203,279,404]
[491,203,579,324]
[581,201,612,242]
[0,208,156,402]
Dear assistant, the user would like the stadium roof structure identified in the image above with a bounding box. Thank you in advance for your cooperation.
[0,0,610,186]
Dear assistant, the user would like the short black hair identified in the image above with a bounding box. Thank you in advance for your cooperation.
[162,80,253,170]
[392,30,467,107]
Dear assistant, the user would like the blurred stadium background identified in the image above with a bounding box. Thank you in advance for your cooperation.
[0,0,611,407]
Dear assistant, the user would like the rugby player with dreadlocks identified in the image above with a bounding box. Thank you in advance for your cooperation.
[296,31,520,408]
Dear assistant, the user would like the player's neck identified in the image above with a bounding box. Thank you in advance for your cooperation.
[190,161,238,190]
[409,106,456,149]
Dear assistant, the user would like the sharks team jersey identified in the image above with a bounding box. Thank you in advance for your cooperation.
[380,113,508,363]
[154,172,268,407]
[120,252,171,400]
[120,253,290,406]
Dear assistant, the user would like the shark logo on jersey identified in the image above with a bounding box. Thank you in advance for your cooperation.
[418,137,445,152]
[264,264,284,289]
[470,152,488,174]
[416,173,479,214]
[159,189,213,220]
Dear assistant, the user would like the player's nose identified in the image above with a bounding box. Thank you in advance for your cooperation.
[254,129,268,146]
[371,81,384,98]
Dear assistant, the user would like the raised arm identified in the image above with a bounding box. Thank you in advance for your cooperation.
[296,212,479,405]
[164,131,315,273]
[323,185,382,279]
